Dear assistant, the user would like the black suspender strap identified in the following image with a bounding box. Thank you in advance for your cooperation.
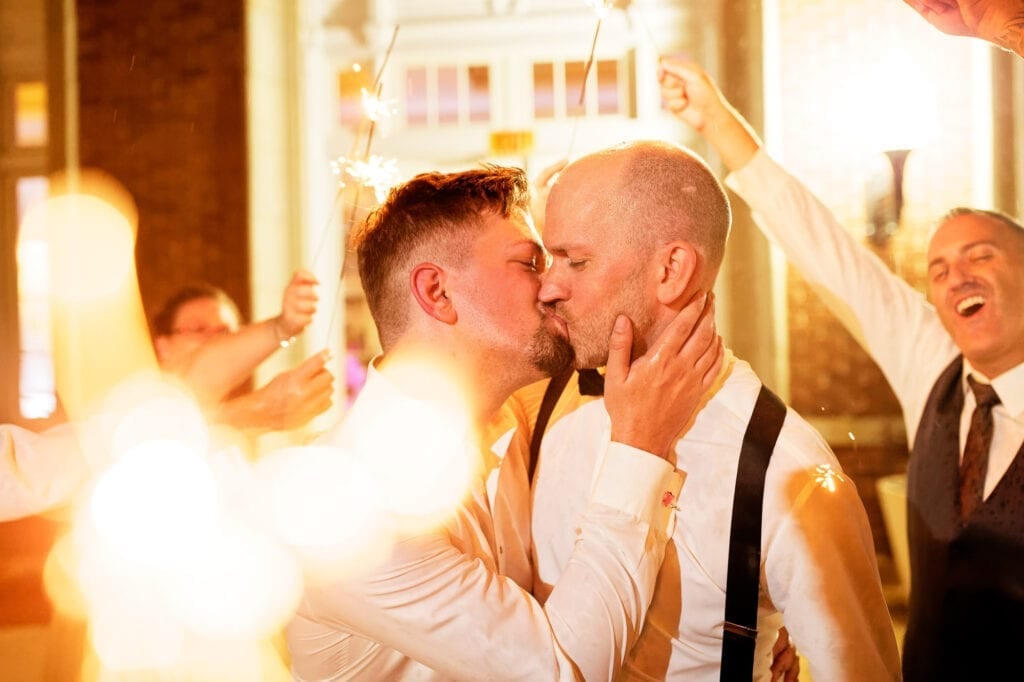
[527,369,575,483]
[720,385,787,682]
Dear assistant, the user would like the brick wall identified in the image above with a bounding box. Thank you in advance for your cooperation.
[76,0,250,323]
[0,0,250,630]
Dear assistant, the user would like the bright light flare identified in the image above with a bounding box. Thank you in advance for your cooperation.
[814,463,845,494]
[15,238,49,296]
[90,440,220,567]
[37,172,158,423]
[360,87,396,122]
[832,47,937,154]
[256,445,392,582]
[344,358,480,529]
[168,522,303,640]
[89,584,186,671]
[22,194,136,303]
[43,533,88,619]
[107,379,210,462]
[586,0,613,20]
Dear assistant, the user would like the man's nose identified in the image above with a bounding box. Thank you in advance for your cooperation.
[537,270,566,304]
[948,259,973,288]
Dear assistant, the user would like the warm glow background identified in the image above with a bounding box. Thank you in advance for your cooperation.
[0,0,1021,680]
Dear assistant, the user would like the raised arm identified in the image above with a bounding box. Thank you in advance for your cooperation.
[213,350,334,433]
[658,56,957,430]
[177,269,320,402]
[658,57,762,172]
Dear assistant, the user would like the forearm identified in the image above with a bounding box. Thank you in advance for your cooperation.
[301,445,679,681]
[725,150,957,407]
[177,317,284,402]
[543,442,680,679]
[211,390,274,433]
[700,100,763,173]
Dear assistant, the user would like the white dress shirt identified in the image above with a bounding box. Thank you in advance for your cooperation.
[529,353,901,681]
[727,150,1024,498]
[287,363,683,681]
[0,423,89,521]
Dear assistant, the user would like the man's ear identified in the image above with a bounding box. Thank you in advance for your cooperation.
[410,263,457,324]
[656,241,699,305]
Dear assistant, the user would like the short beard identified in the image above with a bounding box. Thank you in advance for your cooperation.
[529,327,576,376]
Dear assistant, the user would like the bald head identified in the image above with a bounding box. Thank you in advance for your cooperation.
[548,140,731,286]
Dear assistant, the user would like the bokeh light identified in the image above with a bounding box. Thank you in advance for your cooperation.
[89,440,220,568]
[256,445,392,582]
[167,522,303,640]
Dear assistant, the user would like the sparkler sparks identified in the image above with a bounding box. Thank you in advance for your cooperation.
[360,87,396,122]
[814,463,845,493]
[586,0,614,20]
[331,154,400,203]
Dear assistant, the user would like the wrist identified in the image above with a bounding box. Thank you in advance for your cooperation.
[609,428,666,460]
[273,316,296,349]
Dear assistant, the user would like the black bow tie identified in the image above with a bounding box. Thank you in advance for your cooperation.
[578,368,605,396]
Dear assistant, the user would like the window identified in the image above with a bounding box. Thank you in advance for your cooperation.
[467,65,490,123]
[596,60,619,115]
[14,82,48,147]
[533,63,555,119]
[338,62,373,127]
[437,66,458,125]
[532,54,634,120]
[15,176,55,419]
[564,61,586,118]
[2,76,55,423]
[403,64,491,127]
[405,66,428,126]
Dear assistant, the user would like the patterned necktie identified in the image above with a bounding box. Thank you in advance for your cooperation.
[959,376,1001,523]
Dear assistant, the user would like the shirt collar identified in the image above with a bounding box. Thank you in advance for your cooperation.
[962,358,1024,419]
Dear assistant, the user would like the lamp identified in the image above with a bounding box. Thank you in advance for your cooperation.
[865,148,911,247]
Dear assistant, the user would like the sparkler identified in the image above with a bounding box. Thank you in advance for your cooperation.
[567,1,664,161]
[311,26,401,272]
[310,26,402,355]
[330,154,402,198]
[360,87,397,123]
[567,2,609,160]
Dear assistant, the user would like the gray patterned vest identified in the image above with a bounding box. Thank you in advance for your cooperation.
[903,356,1024,681]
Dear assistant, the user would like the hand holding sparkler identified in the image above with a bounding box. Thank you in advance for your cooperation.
[657,56,762,172]
[216,349,334,433]
[276,268,320,343]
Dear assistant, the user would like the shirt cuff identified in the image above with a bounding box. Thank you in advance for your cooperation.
[723,147,772,197]
[590,442,683,537]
